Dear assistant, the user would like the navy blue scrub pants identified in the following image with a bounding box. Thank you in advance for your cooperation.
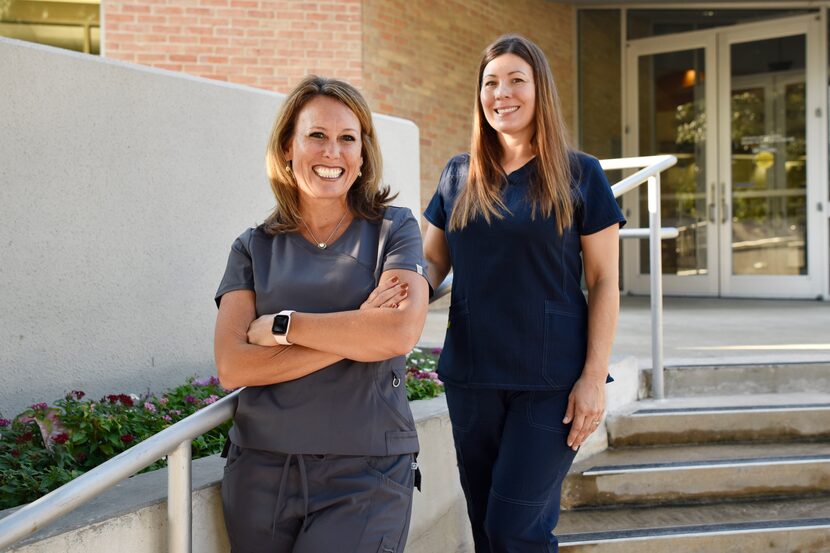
[445,385,577,553]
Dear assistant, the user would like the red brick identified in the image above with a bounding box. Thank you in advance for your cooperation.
[182,25,213,35]
[185,7,214,15]
[123,5,151,14]
[199,55,229,63]
[167,33,199,43]
[105,14,137,23]
[153,6,184,15]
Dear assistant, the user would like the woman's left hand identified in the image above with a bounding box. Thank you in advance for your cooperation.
[247,314,279,346]
[562,373,606,451]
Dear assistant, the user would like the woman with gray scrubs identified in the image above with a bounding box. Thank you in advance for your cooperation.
[214,75,429,553]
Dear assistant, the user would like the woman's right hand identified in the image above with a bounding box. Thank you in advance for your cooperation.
[360,276,408,309]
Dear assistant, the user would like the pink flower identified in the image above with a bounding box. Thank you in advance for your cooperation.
[144,402,156,413]
[193,376,221,387]
[52,432,69,445]
[159,397,169,406]
[184,395,197,404]
[70,390,85,400]
[30,402,48,411]
[162,415,173,422]
[202,395,219,405]
[0,419,10,427]
[120,434,134,444]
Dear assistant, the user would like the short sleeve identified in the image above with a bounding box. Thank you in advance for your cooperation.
[215,229,255,307]
[423,187,446,230]
[423,183,447,231]
[576,156,627,235]
[423,155,466,230]
[381,208,428,279]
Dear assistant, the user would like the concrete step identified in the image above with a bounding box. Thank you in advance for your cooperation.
[608,393,830,446]
[644,362,830,397]
[561,442,830,509]
[557,496,830,552]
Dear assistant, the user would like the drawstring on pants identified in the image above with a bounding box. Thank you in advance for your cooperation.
[271,453,310,537]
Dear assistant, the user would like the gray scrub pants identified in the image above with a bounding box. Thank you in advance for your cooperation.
[221,443,415,553]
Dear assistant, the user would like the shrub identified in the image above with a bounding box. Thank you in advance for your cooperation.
[405,347,444,400]
[0,349,442,510]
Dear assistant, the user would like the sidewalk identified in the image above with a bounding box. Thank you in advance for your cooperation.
[420,296,830,368]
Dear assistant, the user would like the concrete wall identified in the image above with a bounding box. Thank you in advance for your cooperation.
[0,37,420,417]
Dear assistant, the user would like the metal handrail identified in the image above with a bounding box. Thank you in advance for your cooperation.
[604,154,678,399]
[0,155,676,553]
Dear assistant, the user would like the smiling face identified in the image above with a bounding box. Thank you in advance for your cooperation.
[285,95,363,204]
[479,53,536,143]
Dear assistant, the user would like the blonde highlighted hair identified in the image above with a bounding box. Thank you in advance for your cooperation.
[263,75,394,234]
[449,34,574,235]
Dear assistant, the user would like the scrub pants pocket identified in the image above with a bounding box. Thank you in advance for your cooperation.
[361,454,415,553]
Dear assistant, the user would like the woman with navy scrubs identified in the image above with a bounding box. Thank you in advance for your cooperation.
[423,35,625,552]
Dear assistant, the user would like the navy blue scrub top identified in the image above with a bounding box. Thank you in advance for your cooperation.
[424,152,626,390]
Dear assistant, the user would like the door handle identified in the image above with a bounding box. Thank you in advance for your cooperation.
[707,183,716,223]
[720,183,729,224]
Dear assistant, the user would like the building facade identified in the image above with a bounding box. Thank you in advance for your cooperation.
[578,3,830,300]
[2,0,828,299]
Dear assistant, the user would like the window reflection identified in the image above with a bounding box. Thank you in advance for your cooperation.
[0,0,99,55]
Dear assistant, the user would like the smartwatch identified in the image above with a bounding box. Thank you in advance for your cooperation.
[272,310,295,345]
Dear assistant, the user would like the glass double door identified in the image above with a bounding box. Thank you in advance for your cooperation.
[624,14,824,298]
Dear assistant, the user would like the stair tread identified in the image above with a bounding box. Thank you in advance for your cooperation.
[622,392,830,416]
[557,496,830,537]
[573,442,830,474]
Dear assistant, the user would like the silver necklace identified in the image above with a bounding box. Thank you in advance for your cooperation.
[301,211,348,249]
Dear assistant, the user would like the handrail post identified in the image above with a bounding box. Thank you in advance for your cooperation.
[648,174,665,399]
[167,440,192,553]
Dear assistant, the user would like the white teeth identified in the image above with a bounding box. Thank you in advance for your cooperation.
[496,107,519,115]
[313,166,344,179]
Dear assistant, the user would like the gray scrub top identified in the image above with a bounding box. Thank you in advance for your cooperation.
[215,206,427,456]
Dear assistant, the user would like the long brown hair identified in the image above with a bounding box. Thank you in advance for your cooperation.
[449,34,574,234]
[263,75,395,234]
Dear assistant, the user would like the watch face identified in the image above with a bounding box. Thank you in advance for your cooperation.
[272,314,290,335]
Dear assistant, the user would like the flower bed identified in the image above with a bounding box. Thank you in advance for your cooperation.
[0,348,442,510]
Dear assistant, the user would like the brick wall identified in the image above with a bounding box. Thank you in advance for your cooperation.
[103,0,362,91]
[578,9,621,159]
[361,0,575,214]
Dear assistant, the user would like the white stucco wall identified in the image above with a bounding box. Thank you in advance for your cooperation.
[0,37,420,417]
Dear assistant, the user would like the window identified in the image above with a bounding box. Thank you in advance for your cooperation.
[0,0,100,54]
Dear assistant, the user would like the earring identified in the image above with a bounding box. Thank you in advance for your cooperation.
[358,170,362,177]
[285,163,292,174]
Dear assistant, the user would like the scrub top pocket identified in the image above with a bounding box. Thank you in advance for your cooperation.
[541,300,588,390]
[437,299,473,384]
